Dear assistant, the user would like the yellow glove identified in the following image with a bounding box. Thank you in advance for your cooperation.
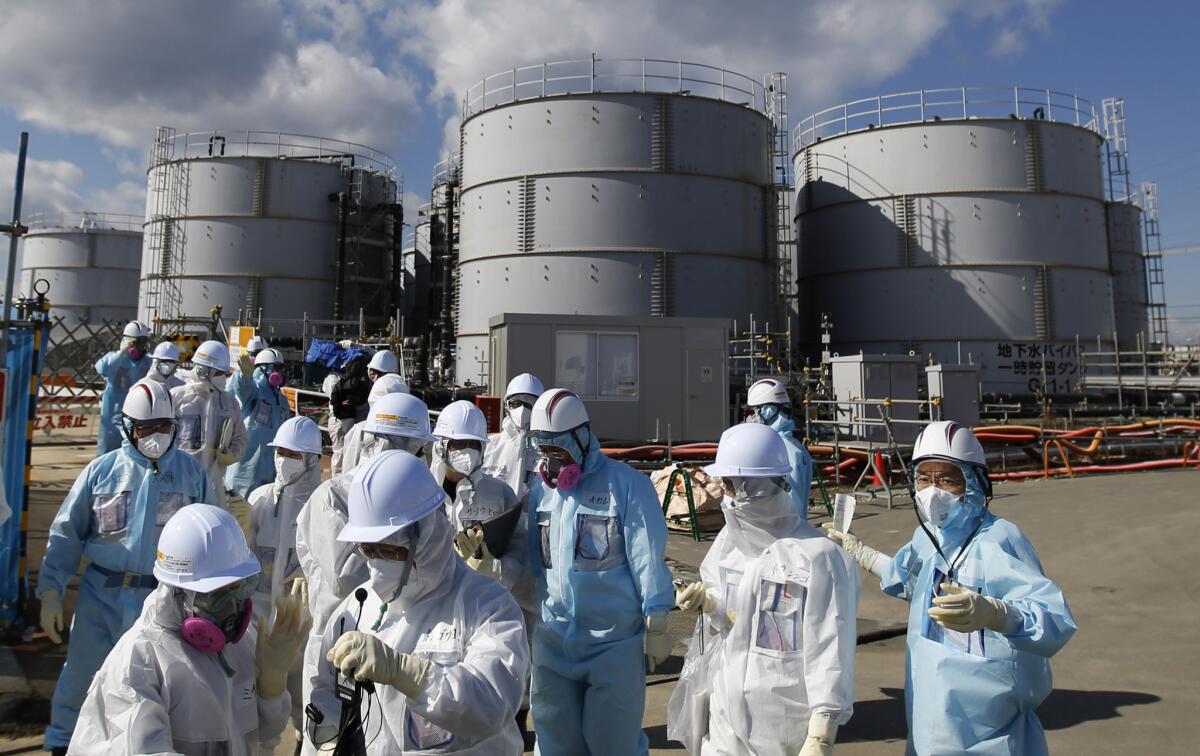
[645,614,672,672]
[928,583,1014,633]
[238,352,253,378]
[798,714,838,756]
[327,631,432,697]
[453,527,484,561]
[466,540,499,578]
[216,448,239,466]
[40,591,64,644]
[256,586,312,699]
[674,581,714,613]
[226,494,253,539]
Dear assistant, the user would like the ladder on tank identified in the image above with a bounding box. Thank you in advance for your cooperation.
[142,127,191,328]
[1141,181,1169,345]
[765,73,797,313]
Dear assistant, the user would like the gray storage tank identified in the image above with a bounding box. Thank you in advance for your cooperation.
[19,212,143,328]
[1106,200,1149,345]
[137,128,399,337]
[455,57,774,381]
[795,87,1114,396]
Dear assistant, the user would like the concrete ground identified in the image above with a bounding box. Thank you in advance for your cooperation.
[3,443,1197,754]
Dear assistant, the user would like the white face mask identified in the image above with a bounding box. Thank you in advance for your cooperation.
[914,486,958,529]
[448,448,481,475]
[367,557,412,603]
[509,405,532,431]
[137,432,172,460]
[275,455,308,488]
[156,361,177,378]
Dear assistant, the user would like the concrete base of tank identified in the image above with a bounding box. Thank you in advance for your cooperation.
[3,444,1195,754]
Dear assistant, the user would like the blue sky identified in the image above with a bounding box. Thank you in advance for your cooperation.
[2,0,1196,340]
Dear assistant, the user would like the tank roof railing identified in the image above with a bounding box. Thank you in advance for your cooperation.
[433,153,460,185]
[24,211,143,232]
[462,56,765,119]
[159,129,398,177]
[795,86,1100,150]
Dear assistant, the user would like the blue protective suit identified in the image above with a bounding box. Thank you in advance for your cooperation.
[225,369,291,497]
[93,350,150,454]
[37,440,217,749]
[528,430,675,756]
[766,414,814,521]
[877,472,1076,755]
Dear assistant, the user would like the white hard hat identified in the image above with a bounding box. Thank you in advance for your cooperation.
[122,320,150,339]
[338,450,445,543]
[530,388,590,434]
[269,416,322,455]
[246,335,268,352]
[912,420,987,470]
[153,504,261,592]
[254,347,283,366]
[151,341,179,362]
[504,373,544,401]
[368,349,399,374]
[192,340,231,371]
[433,400,488,443]
[368,373,410,406]
[704,423,792,478]
[362,393,436,441]
[747,378,790,407]
[122,379,175,422]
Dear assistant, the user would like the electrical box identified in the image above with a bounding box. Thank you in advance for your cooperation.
[829,355,922,443]
[926,364,981,428]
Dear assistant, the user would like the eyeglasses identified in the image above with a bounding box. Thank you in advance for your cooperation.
[131,419,174,437]
[722,476,788,500]
[358,542,410,561]
[914,473,966,489]
[195,574,260,614]
[506,398,532,411]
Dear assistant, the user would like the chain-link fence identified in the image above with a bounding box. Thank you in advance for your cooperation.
[34,317,127,441]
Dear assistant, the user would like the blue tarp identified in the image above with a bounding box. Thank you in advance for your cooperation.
[304,338,369,369]
[1,323,46,624]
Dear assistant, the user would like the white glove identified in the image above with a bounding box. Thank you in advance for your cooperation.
[453,528,484,561]
[645,614,672,672]
[40,590,64,644]
[928,583,1017,633]
[674,581,714,613]
[226,494,253,539]
[257,581,312,699]
[466,541,499,578]
[823,523,889,577]
[799,713,838,756]
[327,631,432,697]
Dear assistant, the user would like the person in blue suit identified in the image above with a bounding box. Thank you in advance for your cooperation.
[226,347,292,497]
[93,320,151,454]
[526,388,675,756]
[827,420,1076,755]
[747,377,814,521]
[37,379,217,754]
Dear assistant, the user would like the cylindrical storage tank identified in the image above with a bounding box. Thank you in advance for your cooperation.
[1106,201,1149,345]
[137,130,397,337]
[455,58,773,379]
[19,212,143,328]
[795,87,1113,396]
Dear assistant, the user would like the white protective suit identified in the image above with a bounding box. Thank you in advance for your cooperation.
[436,460,525,593]
[249,454,323,729]
[697,493,860,756]
[481,414,539,504]
[69,584,289,755]
[304,511,529,755]
[171,381,248,507]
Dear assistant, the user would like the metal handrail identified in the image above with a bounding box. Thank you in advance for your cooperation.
[24,211,142,233]
[462,56,765,118]
[795,86,1100,150]
[158,129,398,177]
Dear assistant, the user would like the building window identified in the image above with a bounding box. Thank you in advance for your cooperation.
[556,331,639,399]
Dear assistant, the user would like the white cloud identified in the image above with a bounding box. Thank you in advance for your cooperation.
[0,151,84,217]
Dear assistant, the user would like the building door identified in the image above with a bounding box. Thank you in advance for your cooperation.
[685,348,724,441]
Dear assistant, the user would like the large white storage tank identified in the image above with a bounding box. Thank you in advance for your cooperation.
[454,58,775,380]
[795,87,1114,395]
[19,212,143,327]
[137,129,399,336]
